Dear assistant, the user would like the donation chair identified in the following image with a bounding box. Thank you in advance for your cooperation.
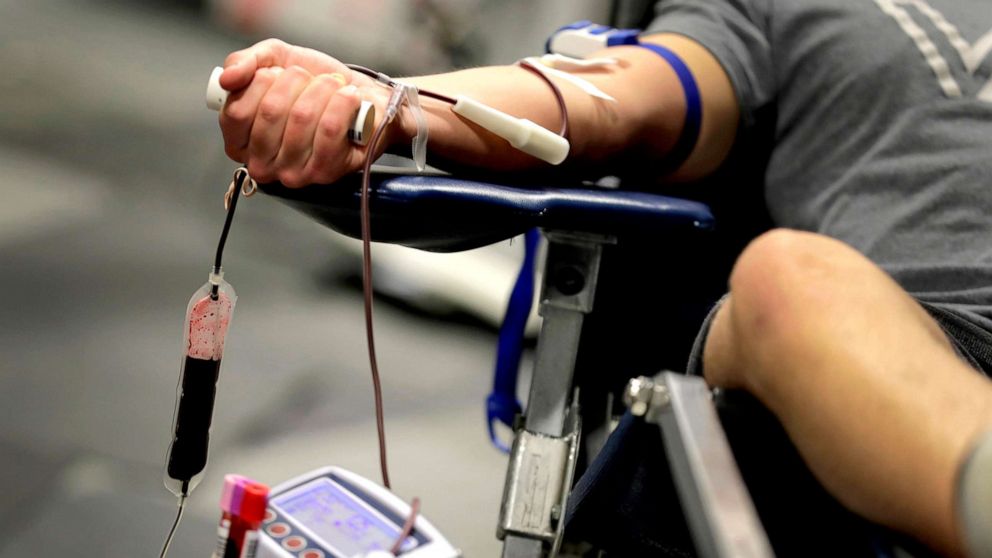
[259,163,760,557]
[260,164,918,558]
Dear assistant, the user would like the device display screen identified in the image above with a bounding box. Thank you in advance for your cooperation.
[272,478,417,555]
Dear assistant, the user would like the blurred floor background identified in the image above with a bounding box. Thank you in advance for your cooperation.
[0,0,611,556]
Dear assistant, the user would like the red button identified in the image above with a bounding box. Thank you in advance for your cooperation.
[282,536,306,551]
[264,509,277,523]
[266,523,290,537]
[300,551,325,558]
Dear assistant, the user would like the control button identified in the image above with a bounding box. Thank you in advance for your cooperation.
[282,536,306,551]
[300,550,325,558]
[266,522,290,538]
[264,509,277,523]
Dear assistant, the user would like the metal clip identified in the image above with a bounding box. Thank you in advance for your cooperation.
[498,429,579,544]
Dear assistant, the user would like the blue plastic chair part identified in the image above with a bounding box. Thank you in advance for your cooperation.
[262,168,716,451]
[260,169,715,253]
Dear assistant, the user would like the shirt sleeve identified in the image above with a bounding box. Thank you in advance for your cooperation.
[643,0,773,128]
[959,429,992,558]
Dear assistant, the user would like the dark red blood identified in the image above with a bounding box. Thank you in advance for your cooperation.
[166,356,221,481]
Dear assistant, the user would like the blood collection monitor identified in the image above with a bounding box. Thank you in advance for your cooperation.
[256,467,460,558]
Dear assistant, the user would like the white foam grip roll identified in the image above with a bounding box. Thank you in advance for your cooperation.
[452,95,569,165]
[205,66,228,111]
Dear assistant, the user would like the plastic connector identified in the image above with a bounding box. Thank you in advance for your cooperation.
[547,22,640,58]
[208,268,224,287]
[452,95,569,165]
[383,83,406,122]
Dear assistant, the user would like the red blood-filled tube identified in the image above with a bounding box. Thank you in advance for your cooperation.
[228,481,269,558]
[165,270,237,497]
[212,474,248,558]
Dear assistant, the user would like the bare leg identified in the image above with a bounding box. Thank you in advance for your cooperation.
[703,229,992,557]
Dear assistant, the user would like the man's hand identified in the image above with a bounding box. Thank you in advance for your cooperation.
[217,39,378,187]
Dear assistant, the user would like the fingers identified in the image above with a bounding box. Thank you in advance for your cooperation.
[221,38,289,91]
[220,65,365,186]
[246,66,313,182]
[217,38,369,186]
[220,39,352,93]
[220,66,282,163]
[274,74,343,187]
[305,83,365,185]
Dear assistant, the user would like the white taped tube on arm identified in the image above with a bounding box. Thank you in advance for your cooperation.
[451,95,569,165]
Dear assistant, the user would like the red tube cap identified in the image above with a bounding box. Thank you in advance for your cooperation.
[240,481,270,523]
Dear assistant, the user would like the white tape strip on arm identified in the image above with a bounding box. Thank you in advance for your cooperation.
[523,56,617,102]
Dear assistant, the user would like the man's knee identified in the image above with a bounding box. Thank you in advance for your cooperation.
[705,228,951,390]
[704,229,852,389]
[725,229,867,347]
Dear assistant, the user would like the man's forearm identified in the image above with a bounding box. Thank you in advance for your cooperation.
[385,34,739,180]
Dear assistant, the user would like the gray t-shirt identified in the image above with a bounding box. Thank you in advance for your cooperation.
[646,0,992,329]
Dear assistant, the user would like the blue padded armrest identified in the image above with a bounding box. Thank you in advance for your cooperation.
[261,169,714,253]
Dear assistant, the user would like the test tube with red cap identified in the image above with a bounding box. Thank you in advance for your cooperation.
[229,480,269,558]
[212,474,248,558]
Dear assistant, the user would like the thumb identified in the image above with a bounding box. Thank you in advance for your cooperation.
[219,39,288,91]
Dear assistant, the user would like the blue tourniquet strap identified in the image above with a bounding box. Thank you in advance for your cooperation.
[635,42,702,174]
[486,228,540,452]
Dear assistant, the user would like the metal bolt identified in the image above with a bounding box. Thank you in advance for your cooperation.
[553,265,585,296]
[625,376,671,418]
[624,376,655,417]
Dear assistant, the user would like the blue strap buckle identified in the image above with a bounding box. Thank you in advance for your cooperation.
[546,21,640,58]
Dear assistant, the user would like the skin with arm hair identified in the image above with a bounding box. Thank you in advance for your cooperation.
[216,35,738,187]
